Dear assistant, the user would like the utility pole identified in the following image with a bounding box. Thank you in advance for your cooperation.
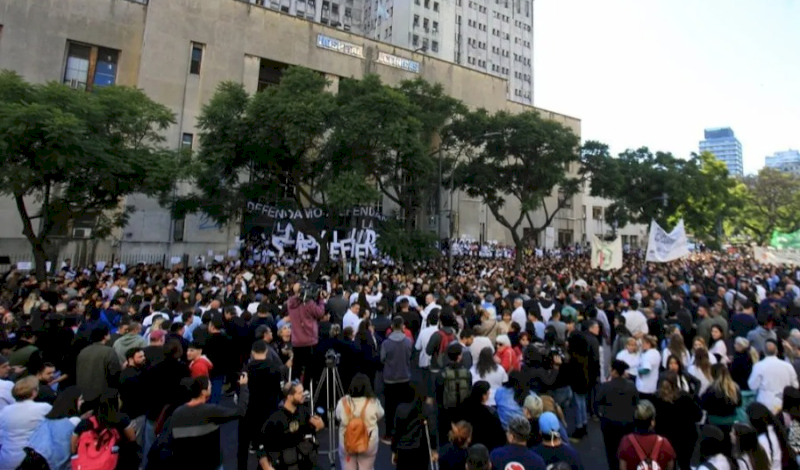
[437,146,443,255]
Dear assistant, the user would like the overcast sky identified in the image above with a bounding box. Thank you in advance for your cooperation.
[533,0,800,175]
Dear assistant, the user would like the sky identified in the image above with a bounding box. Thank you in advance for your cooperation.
[533,0,800,175]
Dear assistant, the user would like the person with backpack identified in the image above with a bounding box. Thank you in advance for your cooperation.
[334,373,384,470]
[616,400,677,470]
[70,389,136,470]
[436,343,472,443]
[425,311,460,378]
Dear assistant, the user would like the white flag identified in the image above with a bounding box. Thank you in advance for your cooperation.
[753,247,800,266]
[591,235,623,270]
[645,219,690,262]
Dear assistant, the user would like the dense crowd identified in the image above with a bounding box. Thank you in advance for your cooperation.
[0,249,799,470]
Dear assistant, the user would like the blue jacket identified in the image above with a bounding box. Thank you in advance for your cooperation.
[28,418,77,470]
[380,331,412,384]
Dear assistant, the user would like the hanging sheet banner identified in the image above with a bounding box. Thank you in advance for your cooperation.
[753,246,800,266]
[243,201,386,261]
[645,219,690,262]
[770,230,800,250]
[591,235,623,270]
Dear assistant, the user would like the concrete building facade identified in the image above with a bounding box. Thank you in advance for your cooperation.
[765,150,800,176]
[0,0,638,267]
[699,127,744,177]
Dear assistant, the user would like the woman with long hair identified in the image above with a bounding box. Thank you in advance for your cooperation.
[702,364,741,440]
[689,347,714,396]
[437,421,472,470]
[782,386,800,463]
[662,354,701,396]
[653,372,703,470]
[662,332,690,369]
[456,381,505,452]
[71,389,137,470]
[710,325,729,365]
[335,373,384,470]
[392,383,438,470]
[354,320,380,387]
[748,402,794,470]
[22,386,86,470]
[470,347,507,407]
[731,423,771,470]
[696,424,735,470]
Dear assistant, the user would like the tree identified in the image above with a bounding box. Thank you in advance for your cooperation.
[583,143,690,229]
[450,109,582,269]
[183,67,379,279]
[733,168,800,244]
[0,71,179,279]
[670,152,744,249]
[330,75,464,261]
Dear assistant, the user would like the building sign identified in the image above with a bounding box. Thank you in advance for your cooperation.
[316,34,364,58]
[376,52,420,73]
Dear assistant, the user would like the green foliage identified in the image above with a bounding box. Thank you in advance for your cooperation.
[583,143,690,229]
[733,168,800,245]
[449,108,581,265]
[0,71,178,278]
[670,152,744,248]
[375,219,440,264]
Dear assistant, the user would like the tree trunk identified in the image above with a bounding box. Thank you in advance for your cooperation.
[512,231,524,271]
[32,242,47,281]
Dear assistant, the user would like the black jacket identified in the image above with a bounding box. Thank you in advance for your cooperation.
[203,332,237,378]
[392,401,438,452]
[596,377,638,424]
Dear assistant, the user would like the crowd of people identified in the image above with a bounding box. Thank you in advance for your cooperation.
[0,248,799,470]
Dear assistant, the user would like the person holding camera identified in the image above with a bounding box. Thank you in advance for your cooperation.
[258,381,325,470]
[287,282,327,388]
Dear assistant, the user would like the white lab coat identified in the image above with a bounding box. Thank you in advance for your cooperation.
[749,356,800,414]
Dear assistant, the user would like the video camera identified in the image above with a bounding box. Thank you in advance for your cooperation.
[300,282,322,303]
[324,349,340,368]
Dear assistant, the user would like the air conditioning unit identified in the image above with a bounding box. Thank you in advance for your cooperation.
[72,228,92,239]
[68,79,81,90]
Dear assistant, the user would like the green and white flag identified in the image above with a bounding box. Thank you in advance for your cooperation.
[591,235,623,271]
[770,230,800,250]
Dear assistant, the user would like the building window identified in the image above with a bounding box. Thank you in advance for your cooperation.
[63,41,119,91]
[412,34,419,46]
[172,217,185,242]
[190,42,204,75]
[433,1,439,11]
[181,133,194,150]
[413,14,419,26]
[424,0,429,7]
[431,40,438,52]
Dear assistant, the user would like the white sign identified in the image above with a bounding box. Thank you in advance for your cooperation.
[17,262,32,270]
[170,257,182,265]
[214,255,224,262]
[753,247,800,266]
[645,219,690,262]
[96,261,106,272]
[316,34,364,58]
[376,52,420,73]
[227,249,238,257]
[591,236,623,270]
[545,227,555,250]
[266,221,378,261]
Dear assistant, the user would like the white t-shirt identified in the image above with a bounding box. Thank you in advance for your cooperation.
[470,364,508,406]
[616,349,640,377]
[343,310,361,333]
[636,348,661,394]
[469,337,494,364]
[416,325,437,368]
[622,310,648,336]
[511,307,527,330]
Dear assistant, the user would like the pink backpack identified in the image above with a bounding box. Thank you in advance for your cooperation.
[71,417,120,470]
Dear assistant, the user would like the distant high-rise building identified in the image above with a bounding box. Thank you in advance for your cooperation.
[765,150,800,176]
[245,0,535,105]
[699,127,743,177]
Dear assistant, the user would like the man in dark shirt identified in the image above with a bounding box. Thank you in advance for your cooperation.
[119,347,147,442]
[203,318,236,404]
[731,299,758,339]
[143,330,166,367]
[489,416,546,470]
[596,360,638,470]
[239,340,283,470]
[33,362,57,405]
[258,382,324,470]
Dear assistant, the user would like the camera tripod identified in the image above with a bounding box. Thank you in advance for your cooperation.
[310,359,346,468]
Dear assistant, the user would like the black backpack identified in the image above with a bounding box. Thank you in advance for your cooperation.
[441,368,471,409]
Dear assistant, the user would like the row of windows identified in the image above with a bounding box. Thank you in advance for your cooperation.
[466,19,487,31]
[513,71,531,82]
[491,11,510,22]
[514,37,531,48]
[467,56,486,68]
[490,64,509,75]
[490,45,509,57]
[468,1,487,13]
[491,28,511,40]
[514,20,532,32]
[513,53,531,65]
[468,38,486,50]
[413,0,440,11]
[411,35,439,52]
[513,89,531,99]
[413,15,439,33]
